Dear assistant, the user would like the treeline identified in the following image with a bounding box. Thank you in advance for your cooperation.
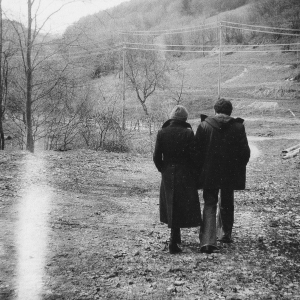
[180,0,251,16]
[66,0,300,59]
[250,0,300,30]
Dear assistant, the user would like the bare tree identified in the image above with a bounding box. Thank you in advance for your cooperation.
[167,68,186,105]
[0,2,20,150]
[0,0,3,149]
[125,49,169,116]
[7,0,88,152]
[45,84,89,151]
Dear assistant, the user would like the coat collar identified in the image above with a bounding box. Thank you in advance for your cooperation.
[162,119,192,129]
[200,114,244,130]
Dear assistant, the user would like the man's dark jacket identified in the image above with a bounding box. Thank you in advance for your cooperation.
[153,119,201,228]
[195,114,250,190]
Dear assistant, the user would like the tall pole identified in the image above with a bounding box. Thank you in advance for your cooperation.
[297,39,299,63]
[218,22,222,99]
[122,43,126,130]
[216,15,219,43]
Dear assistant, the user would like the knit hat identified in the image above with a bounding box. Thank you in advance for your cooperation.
[169,105,188,121]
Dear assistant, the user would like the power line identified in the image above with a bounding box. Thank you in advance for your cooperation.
[119,20,300,36]
[125,42,300,48]
[119,22,218,34]
[2,39,122,54]
[120,26,219,36]
[13,47,122,60]
[222,21,300,32]
[42,40,120,49]
[119,23,300,38]
[125,47,212,53]
[223,25,300,37]
[65,47,122,59]
[125,42,216,48]
[10,21,300,55]
[66,37,122,48]
[124,46,300,54]
[65,44,123,56]
[225,42,300,47]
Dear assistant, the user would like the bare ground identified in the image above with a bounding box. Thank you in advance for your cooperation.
[1,127,300,300]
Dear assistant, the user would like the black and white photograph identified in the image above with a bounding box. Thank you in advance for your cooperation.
[0,0,300,299]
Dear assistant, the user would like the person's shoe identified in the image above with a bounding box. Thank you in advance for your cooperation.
[218,235,233,243]
[200,245,219,254]
[169,243,182,254]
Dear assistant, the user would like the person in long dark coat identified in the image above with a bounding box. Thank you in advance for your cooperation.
[153,105,202,254]
[195,98,250,254]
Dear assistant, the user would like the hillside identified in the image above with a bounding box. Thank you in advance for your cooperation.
[36,0,300,152]
[91,44,300,126]
[63,0,254,44]
[63,0,300,45]
[61,0,300,120]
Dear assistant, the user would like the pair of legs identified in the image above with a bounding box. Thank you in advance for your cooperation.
[200,189,234,252]
[169,227,182,254]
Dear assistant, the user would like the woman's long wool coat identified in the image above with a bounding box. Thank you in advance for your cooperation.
[153,120,201,228]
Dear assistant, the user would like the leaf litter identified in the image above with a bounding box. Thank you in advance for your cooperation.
[0,139,300,299]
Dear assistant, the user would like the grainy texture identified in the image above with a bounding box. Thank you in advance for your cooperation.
[1,130,300,299]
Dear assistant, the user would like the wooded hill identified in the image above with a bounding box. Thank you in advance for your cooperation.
[64,0,300,45]
[61,0,300,80]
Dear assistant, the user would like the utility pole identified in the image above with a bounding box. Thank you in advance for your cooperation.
[216,15,219,43]
[297,37,299,63]
[218,22,222,99]
[122,42,126,130]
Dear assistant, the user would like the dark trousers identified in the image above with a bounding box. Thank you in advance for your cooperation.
[200,189,234,247]
[218,189,234,237]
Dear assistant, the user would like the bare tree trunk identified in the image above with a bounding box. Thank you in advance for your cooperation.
[0,0,4,150]
[26,0,34,152]
[0,117,4,150]
[141,101,148,116]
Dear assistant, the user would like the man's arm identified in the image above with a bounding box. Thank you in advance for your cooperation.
[153,130,163,172]
[238,125,251,165]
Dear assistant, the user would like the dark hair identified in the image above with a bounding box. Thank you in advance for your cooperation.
[214,98,233,116]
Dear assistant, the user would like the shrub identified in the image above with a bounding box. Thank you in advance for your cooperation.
[102,139,130,153]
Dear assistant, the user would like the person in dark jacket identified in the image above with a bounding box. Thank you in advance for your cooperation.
[153,105,202,254]
[195,98,250,254]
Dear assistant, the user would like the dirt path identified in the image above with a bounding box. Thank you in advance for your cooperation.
[1,136,300,299]
[15,153,53,300]
[0,152,53,300]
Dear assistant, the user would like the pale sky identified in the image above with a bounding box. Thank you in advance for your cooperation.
[2,0,130,35]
